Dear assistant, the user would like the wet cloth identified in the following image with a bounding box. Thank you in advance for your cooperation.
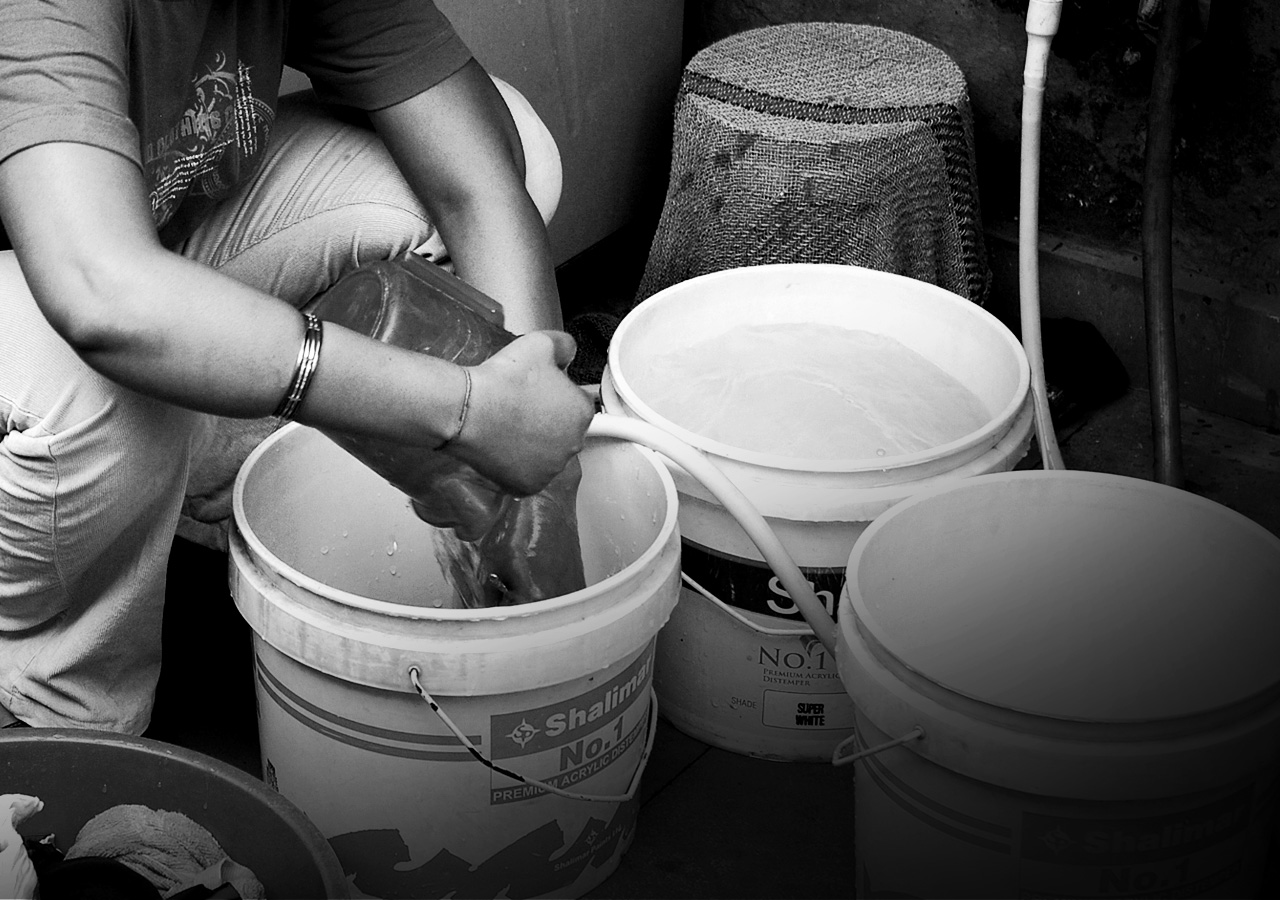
[0,794,42,899]
[66,804,264,899]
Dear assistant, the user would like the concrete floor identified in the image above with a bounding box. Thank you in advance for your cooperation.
[144,237,1280,897]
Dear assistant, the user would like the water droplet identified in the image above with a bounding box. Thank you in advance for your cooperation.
[320,546,329,555]
[876,448,886,457]
[432,599,443,608]
[342,530,349,538]
[389,567,397,576]
[386,540,397,556]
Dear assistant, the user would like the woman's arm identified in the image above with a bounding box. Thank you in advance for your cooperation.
[0,141,591,495]
[369,59,563,335]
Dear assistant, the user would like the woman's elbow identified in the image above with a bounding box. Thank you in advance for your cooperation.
[31,255,147,354]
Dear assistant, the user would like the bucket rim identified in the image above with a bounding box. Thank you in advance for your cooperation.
[231,425,681,621]
[0,727,350,893]
[846,468,1280,574]
[608,263,1031,474]
[843,468,1280,724]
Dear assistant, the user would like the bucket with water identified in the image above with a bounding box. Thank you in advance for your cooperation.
[229,424,681,900]
[837,470,1280,898]
[602,263,1034,760]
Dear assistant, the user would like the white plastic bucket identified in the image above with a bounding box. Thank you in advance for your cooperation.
[838,470,1280,898]
[602,263,1034,760]
[229,424,681,900]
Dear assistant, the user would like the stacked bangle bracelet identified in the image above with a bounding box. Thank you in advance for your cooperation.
[273,311,323,421]
[437,367,473,450]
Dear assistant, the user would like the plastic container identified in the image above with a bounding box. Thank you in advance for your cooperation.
[838,470,1280,898]
[306,252,586,606]
[305,251,517,540]
[229,424,681,899]
[0,728,349,898]
[601,263,1033,760]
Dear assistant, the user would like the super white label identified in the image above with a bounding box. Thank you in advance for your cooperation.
[761,690,858,730]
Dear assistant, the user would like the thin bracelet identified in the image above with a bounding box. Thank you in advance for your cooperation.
[436,366,473,450]
[273,312,324,420]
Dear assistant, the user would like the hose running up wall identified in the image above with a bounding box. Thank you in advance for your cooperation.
[1020,0,1066,470]
[1143,0,1190,488]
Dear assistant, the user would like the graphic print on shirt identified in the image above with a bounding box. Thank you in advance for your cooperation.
[145,52,274,229]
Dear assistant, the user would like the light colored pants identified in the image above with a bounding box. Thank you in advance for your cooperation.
[0,78,561,732]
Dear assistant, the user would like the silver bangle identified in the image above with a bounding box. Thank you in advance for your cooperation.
[436,366,472,450]
[273,312,323,420]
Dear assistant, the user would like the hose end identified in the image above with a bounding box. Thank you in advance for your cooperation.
[1026,0,1064,37]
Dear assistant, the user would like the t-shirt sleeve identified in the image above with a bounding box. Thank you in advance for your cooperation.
[285,0,474,111]
[0,0,140,169]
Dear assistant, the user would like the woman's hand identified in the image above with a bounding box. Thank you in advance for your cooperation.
[443,330,594,496]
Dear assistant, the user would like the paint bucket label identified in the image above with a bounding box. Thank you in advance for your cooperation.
[1016,788,1258,898]
[853,721,1280,899]
[488,647,654,803]
[681,538,844,622]
[256,643,657,899]
[655,582,856,761]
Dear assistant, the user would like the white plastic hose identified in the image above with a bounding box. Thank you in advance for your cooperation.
[586,414,838,655]
[1020,0,1067,469]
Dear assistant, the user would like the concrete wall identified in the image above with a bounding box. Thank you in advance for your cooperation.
[682,0,1280,428]
[439,0,685,265]
[285,1,686,267]
[684,0,1279,293]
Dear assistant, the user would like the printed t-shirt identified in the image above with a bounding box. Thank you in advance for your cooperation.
[0,0,472,245]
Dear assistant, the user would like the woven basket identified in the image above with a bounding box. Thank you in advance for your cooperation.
[636,22,989,306]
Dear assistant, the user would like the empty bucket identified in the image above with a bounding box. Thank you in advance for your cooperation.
[602,263,1034,760]
[229,424,681,899]
[839,470,1280,898]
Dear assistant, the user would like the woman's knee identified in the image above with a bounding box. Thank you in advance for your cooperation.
[491,76,563,226]
[181,74,563,303]
[182,92,436,300]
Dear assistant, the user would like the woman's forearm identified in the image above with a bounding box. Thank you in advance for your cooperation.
[434,189,563,334]
[51,243,470,448]
[370,60,563,335]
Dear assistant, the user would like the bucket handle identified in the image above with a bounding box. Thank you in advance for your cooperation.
[408,667,658,804]
[587,415,837,654]
[681,572,814,636]
[831,726,925,768]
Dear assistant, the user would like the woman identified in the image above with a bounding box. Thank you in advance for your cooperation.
[0,0,594,732]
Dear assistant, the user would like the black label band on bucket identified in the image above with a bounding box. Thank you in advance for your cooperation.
[681,538,843,622]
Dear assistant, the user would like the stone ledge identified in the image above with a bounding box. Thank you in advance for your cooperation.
[984,224,1280,432]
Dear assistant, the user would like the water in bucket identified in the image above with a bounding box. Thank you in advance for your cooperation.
[634,322,991,459]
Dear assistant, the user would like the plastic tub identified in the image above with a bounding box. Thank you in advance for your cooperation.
[0,728,348,898]
[839,470,1280,897]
